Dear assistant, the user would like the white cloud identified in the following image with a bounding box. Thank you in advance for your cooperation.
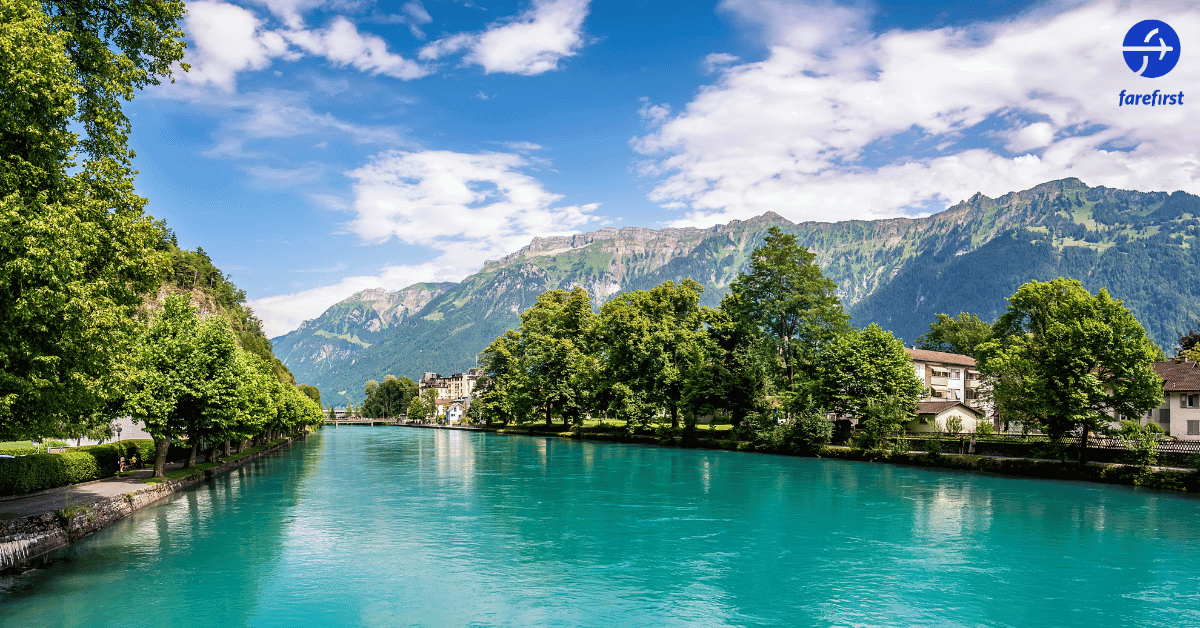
[346,149,598,247]
[253,148,600,336]
[635,0,1200,227]
[420,0,591,75]
[288,17,429,79]
[702,52,741,74]
[173,2,428,92]
[182,1,294,90]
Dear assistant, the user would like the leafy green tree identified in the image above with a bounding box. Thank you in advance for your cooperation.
[915,312,993,357]
[298,384,321,406]
[407,397,428,422]
[727,227,848,390]
[122,294,242,477]
[521,287,599,426]
[475,330,530,425]
[814,323,924,419]
[977,278,1163,461]
[420,388,440,421]
[363,375,417,418]
[683,294,772,429]
[0,0,187,439]
[597,280,713,430]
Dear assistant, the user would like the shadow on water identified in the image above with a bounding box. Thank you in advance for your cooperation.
[0,439,317,628]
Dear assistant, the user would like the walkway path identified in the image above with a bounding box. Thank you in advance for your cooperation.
[0,463,188,520]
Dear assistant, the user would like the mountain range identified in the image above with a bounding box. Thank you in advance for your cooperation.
[272,178,1200,403]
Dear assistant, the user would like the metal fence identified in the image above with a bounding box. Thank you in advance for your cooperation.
[911,432,1200,454]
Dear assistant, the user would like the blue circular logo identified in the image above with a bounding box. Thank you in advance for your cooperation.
[1123,20,1181,78]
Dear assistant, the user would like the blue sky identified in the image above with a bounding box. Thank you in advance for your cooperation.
[128,0,1200,337]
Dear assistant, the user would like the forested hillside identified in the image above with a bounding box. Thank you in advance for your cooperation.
[275,179,1200,403]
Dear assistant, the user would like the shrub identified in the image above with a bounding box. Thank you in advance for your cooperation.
[755,410,834,453]
[0,451,103,496]
[974,420,994,436]
[924,438,943,456]
[944,416,963,436]
[1118,421,1162,484]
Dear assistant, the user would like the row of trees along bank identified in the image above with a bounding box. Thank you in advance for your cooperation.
[472,227,1167,462]
[0,0,324,479]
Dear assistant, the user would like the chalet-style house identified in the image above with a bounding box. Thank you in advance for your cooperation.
[904,348,990,433]
[1140,361,1200,440]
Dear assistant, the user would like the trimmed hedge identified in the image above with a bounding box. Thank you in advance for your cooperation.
[0,452,102,496]
[0,439,157,497]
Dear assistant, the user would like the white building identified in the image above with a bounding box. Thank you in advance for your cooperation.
[1139,360,1200,440]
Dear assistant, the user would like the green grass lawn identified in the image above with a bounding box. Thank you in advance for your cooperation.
[0,441,33,450]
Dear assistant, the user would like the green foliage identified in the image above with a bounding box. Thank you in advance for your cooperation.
[407,396,428,421]
[916,312,992,357]
[362,375,416,418]
[757,409,834,453]
[977,278,1163,444]
[944,415,963,436]
[728,226,848,390]
[924,438,942,456]
[974,420,994,436]
[0,0,187,440]
[0,450,101,496]
[597,281,712,429]
[854,397,911,451]
[298,385,321,406]
[814,323,924,418]
[1117,420,1163,483]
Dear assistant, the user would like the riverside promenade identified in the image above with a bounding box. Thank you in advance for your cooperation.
[0,436,303,571]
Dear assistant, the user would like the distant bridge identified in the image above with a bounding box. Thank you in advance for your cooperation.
[324,418,402,426]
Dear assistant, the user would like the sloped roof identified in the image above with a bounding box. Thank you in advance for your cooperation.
[1152,360,1200,392]
[915,401,981,417]
[905,348,977,367]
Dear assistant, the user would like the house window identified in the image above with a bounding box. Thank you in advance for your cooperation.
[930,388,944,399]
[1159,408,1171,427]
[965,389,978,400]
[1181,394,1199,409]
[951,369,961,379]
[966,371,979,381]
[1189,420,1200,436]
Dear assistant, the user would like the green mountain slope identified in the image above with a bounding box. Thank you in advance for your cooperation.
[275,179,1200,403]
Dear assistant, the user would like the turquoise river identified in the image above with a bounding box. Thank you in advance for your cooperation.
[2,428,1199,627]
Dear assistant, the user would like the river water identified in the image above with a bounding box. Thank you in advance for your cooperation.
[2,428,1198,627]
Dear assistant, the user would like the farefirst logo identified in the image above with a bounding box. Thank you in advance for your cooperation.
[1118,21,1184,108]
[1119,89,1184,106]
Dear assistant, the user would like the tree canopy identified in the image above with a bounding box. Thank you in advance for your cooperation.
[915,312,993,357]
[977,278,1162,452]
[0,0,187,439]
[727,226,847,390]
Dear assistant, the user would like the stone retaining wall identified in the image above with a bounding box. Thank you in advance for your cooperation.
[0,435,302,571]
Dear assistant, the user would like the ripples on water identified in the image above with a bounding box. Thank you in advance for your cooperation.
[2,428,1199,627]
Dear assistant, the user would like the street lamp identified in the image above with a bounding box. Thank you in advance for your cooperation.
[116,424,123,442]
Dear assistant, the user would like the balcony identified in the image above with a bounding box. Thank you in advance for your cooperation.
[930,376,949,387]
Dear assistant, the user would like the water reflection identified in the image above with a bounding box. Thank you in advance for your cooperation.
[1,430,1198,628]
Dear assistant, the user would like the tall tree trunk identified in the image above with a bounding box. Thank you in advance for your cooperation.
[545,403,552,426]
[224,440,231,457]
[186,441,199,468]
[241,438,250,453]
[670,404,679,429]
[153,438,169,478]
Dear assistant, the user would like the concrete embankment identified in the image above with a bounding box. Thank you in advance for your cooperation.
[0,435,303,571]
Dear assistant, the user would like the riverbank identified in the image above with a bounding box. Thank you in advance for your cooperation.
[0,434,306,571]
[391,422,1200,494]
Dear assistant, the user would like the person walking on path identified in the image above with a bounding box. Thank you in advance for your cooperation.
[958,435,965,455]
[968,435,976,455]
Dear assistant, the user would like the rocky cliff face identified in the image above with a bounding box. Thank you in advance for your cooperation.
[271,282,454,382]
[276,179,1200,402]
